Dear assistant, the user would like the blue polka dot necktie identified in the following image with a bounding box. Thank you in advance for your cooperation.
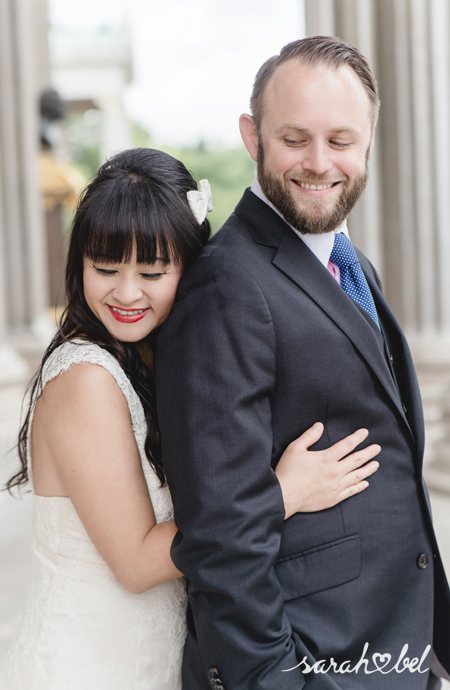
[329,232,381,330]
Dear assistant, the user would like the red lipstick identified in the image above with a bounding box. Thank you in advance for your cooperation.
[107,305,150,323]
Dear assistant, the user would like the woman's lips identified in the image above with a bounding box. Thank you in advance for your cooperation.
[107,305,150,323]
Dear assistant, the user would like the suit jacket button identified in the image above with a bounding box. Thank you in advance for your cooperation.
[402,403,407,414]
[417,554,429,569]
[209,668,219,679]
[389,354,394,364]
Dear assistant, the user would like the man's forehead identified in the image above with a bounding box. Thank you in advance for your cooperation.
[262,59,372,125]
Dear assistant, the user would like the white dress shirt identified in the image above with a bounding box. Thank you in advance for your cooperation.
[250,178,349,269]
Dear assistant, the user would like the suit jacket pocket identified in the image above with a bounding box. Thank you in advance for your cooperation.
[274,533,361,601]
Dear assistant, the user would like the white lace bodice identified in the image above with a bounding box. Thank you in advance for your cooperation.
[2,340,187,690]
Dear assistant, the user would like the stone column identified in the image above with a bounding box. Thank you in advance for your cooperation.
[14,0,49,329]
[95,95,133,165]
[304,0,450,482]
[305,0,336,36]
[0,0,51,382]
[0,138,28,385]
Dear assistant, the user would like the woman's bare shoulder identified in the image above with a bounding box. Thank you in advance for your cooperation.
[38,360,129,422]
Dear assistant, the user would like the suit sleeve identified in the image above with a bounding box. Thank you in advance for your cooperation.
[155,255,305,689]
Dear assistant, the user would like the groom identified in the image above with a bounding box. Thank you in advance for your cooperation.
[156,37,450,689]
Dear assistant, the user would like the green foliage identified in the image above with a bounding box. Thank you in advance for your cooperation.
[160,143,256,233]
[63,110,101,181]
[133,123,152,150]
[63,118,256,235]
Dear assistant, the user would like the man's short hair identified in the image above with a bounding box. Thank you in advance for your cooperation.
[250,36,380,133]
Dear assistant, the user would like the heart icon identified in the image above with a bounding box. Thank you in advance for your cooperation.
[372,653,392,673]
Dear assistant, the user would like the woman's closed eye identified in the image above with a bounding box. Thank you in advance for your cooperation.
[140,271,167,281]
[92,265,167,280]
[93,265,117,276]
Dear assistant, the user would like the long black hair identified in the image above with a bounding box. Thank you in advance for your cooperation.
[6,148,211,491]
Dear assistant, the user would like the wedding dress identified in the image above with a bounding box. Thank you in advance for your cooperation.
[2,340,187,690]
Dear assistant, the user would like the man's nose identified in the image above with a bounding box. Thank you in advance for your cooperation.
[301,140,333,176]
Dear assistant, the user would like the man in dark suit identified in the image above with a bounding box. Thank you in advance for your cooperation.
[155,37,450,689]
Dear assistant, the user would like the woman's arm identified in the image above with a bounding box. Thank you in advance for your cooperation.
[32,362,181,594]
[276,422,380,519]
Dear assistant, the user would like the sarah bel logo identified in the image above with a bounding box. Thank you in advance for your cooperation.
[282,643,431,675]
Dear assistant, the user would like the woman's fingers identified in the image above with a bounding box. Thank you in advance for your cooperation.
[344,459,380,486]
[334,460,380,504]
[277,425,381,515]
[335,480,370,503]
[339,443,381,473]
[326,428,369,461]
[322,448,381,509]
[289,422,324,451]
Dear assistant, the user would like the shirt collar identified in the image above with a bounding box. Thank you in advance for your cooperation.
[250,178,349,269]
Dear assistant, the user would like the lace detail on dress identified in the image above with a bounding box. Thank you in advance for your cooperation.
[3,340,187,689]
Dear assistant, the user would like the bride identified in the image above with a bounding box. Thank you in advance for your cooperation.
[2,148,380,689]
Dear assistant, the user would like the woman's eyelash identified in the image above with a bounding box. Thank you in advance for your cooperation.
[94,266,116,276]
[93,265,167,280]
[141,272,167,280]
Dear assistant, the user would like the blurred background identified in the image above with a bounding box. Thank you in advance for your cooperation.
[1,0,450,681]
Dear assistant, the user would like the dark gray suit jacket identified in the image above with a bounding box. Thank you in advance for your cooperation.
[155,190,450,689]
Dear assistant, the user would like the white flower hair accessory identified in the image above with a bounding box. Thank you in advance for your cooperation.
[186,179,213,224]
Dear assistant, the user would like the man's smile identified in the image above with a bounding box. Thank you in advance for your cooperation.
[290,178,343,197]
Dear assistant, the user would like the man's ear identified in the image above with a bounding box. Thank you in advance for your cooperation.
[239,114,259,162]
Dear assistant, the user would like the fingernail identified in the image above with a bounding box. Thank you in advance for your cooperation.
[313,422,322,430]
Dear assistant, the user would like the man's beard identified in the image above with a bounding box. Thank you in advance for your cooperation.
[257,141,369,235]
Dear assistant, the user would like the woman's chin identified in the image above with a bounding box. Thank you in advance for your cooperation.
[103,318,155,343]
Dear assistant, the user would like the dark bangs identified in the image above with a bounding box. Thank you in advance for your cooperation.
[76,155,209,267]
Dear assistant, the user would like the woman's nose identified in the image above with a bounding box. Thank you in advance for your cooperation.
[115,280,144,304]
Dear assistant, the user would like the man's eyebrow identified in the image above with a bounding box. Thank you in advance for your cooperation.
[327,126,361,136]
[275,124,310,134]
[275,124,361,137]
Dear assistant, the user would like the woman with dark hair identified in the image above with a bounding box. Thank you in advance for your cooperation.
[2,148,379,689]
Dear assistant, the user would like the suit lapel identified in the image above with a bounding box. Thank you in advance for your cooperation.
[235,189,418,447]
[272,227,414,441]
